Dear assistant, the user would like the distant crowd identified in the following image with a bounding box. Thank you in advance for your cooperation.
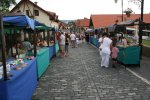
[56,32,85,57]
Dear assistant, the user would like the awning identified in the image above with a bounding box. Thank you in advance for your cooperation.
[3,15,45,30]
[108,24,117,32]
[107,24,126,33]
[117,19,139,26]
[85,28,94,32]
[36,26,55,31]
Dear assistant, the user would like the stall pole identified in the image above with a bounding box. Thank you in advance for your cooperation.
[43,30,46,39]
[14,27,19,58]
[52,29,56,44]
[47,30,50,46]
[0,14,8,80]
[33,29,37,57]
[9,29,13,56]
[24,29,27,39]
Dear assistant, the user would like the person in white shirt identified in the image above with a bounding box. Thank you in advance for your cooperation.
[60,32,66,57]
[101,33,112,68]
[121,37,128,47]
[70,33,76,48]
[98,34,103,56]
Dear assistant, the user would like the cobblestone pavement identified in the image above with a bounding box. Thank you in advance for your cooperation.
[32,43,150,100]
[128,56,150,81]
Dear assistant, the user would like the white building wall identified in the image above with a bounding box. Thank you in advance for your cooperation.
[51,21,59,30]
[12,2,58,27]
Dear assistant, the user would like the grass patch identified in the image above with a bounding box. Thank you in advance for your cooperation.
[143,39,150,46]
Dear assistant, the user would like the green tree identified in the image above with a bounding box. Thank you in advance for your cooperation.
[0,0,16,13]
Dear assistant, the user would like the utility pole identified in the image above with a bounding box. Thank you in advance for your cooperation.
[115,0,124,21]
[139,0,144,59]
[121,0,123,21]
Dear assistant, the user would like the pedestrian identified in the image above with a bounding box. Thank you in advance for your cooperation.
[65,33,69,57]
[22,38,33,56]
[8,42,25,58]
[70,32,76,48]
[60,32,65,57]
[85,32,89,43]
[98,34,103,57]
[56,32,61,52]
[111,43,119,68]
[100,33,112,68]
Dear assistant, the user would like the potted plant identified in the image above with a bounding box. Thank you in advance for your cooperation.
[124,8,133,17]
[114,0,118,3]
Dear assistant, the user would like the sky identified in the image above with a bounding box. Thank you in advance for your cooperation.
[14,0,150,20]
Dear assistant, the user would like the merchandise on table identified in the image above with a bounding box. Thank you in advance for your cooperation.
[0,56,34,79]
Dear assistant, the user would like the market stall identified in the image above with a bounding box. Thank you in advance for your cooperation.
[49,44,55,59]
[0,14,45,100]
[0,58,37,100]
[35,26,57,77]
[36,26,56,60]
[36,47,49,78]
[117,46,141,66]
[89,36,99,48]
[116,19,141,66]
[48,28,56,59]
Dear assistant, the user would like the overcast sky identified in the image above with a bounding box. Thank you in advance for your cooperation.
[15,0,150,20]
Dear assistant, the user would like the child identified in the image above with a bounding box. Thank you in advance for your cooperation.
[111,43,119,68]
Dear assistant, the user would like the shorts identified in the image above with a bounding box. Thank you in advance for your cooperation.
[60,45,65,52]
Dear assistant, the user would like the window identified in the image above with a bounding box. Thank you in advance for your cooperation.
[34,10,39,16]
[26,10,29,16]
[49,16,51,20]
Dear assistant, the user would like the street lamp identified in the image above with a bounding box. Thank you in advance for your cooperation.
[115,0,124,21]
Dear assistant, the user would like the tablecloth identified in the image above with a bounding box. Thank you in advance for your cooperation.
[0,59,37,100]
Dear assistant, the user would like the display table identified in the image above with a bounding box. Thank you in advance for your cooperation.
[117,46,141,65]
[89,37,99,48]
[93,38,99,48]
[49,44,55,60]
[36,47,49,78]
[55,42,59,54]
[89,37,92,43]
[0,59,37,100]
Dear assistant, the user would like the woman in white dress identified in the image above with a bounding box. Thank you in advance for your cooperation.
[100,33,112,68]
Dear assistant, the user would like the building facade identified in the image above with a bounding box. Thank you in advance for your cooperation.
[10,0,59,29]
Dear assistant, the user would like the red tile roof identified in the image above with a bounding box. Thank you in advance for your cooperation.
[58,21,67,28]
[47,11,58,20]
[75,18,90,27]
[90,14,150,28]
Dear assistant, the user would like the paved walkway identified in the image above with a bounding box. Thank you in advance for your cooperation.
[32,43,150,100]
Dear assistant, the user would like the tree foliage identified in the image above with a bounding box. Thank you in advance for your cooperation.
[0,0,16,13]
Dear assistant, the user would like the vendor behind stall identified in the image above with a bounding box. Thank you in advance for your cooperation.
[8,42,25,58]
[22,38,33,56]
[41,38,48,47]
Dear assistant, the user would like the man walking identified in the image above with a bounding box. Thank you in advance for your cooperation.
[70,32,76,48]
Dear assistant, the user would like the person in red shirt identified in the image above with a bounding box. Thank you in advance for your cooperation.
[111,43,119,68]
